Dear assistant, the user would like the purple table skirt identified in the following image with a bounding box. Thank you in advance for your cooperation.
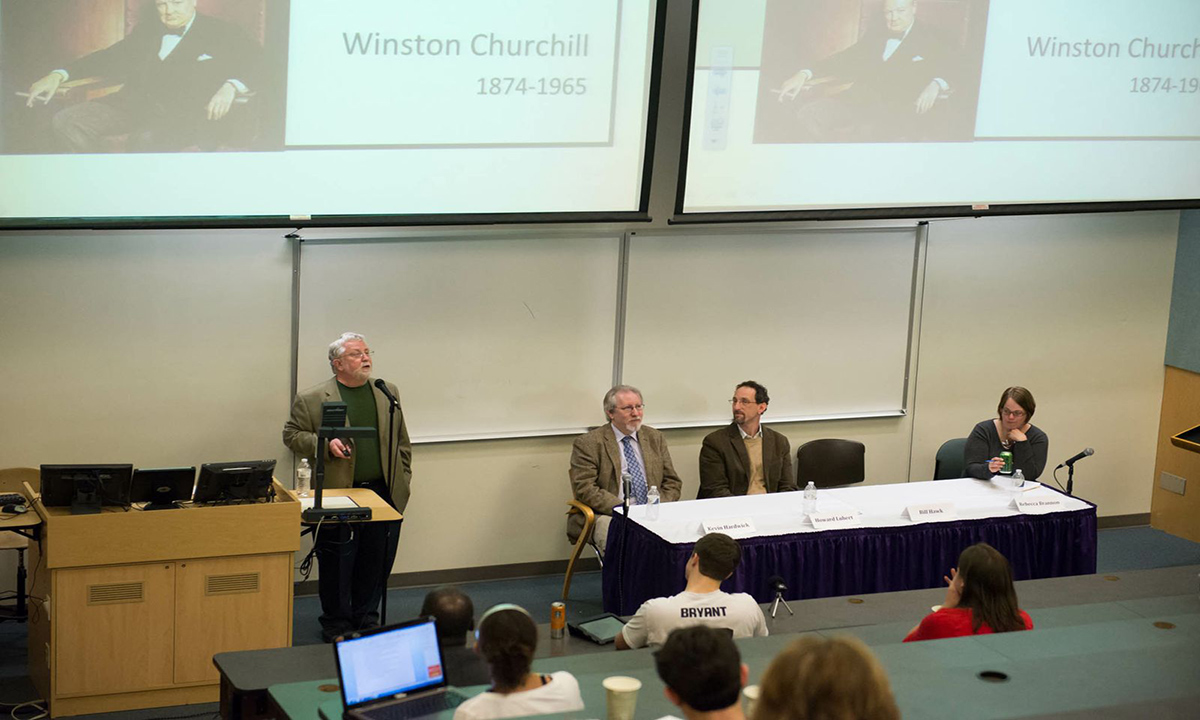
[602,503,1097,615]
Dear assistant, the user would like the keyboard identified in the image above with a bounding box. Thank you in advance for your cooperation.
[359,691,465,720]
[0,493,26,506]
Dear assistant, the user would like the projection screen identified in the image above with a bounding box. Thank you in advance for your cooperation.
[679,0,1200,216]
[0,0,661,225]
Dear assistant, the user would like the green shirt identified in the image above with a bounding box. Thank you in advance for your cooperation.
[337,381,384,484]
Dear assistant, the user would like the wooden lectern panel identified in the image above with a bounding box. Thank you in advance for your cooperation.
[55,563,176,697]
[173,554,292,684]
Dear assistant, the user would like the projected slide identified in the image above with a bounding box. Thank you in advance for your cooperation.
[0,0,655,221]
[682,0,1200,213]
[286,4,619,147]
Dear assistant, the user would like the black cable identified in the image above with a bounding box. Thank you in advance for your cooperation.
[1051,465,1067,493]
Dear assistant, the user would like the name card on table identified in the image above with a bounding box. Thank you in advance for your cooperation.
[809,511,861,531]
[904,502,957,523]
[701,518,758,538]
[1014,496,1065,514]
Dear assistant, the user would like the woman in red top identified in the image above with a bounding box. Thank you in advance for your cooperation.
[904,542,1033,642]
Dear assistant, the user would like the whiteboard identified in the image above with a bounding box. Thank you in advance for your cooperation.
[298,235,621,441]
[621,228,918,426]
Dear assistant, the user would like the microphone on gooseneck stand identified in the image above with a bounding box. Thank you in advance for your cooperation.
[1056,448,1094,497]
[617,471,634,615]
[1056,447,1094,469]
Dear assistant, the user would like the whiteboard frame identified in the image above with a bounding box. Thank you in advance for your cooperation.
[288,222,926,442]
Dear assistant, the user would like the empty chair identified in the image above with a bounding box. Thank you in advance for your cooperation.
[933,437,969,480]
[796,439,865,489]
[0,467,36,623]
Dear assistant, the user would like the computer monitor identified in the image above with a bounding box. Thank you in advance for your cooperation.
[39,464,134,514]
[193,460,276,504]
[130,466,196,510]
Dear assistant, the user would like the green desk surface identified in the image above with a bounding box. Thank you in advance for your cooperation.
[272,609,1200,720]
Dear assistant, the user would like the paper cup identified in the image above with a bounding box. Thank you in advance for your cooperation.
[743,684,760,717]
[602,675,642,720]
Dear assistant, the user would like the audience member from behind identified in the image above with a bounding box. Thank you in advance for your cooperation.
[453,604,584,720]
[904,542,1033,642]
[655,626,748,720]
[752,635,899,720]
[420,586,489,687]
[617,532,767,650]
[964,386,1048,481]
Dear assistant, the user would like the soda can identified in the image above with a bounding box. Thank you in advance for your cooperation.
[550,602,566,639]
[999,451,1013,475]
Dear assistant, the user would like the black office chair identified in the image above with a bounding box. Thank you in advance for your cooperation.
[796,439,865,488]
[933,437,969,480]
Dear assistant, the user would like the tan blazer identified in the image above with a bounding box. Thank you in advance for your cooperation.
[697,423,796,499]
[567,424,682,542]
[282,377,413,513]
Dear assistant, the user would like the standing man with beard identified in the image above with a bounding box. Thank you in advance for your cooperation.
[698,381,796,499]
[283,332,412,642]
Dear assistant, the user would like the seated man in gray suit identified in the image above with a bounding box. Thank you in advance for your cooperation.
[698,381,796,498]
[568,384,683,556]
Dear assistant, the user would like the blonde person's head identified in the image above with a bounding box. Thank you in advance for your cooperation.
[753,635,899,720]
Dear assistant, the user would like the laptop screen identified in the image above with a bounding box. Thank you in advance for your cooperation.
[336,619,447,707]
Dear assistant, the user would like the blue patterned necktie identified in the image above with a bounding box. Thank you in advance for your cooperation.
[621,435,649,504]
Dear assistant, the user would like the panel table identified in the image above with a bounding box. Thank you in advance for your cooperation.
[602,478,1097,615]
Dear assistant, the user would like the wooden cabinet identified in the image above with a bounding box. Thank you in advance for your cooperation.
[174,554,292,685]
[27,481,298,718]
[55,562,176,697]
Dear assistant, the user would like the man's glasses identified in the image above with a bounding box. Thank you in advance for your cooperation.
[341,350,374,360]
[616,404,644,413]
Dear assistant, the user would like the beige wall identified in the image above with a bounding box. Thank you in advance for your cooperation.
[909,212,1178,516]
[0,211,1179,580]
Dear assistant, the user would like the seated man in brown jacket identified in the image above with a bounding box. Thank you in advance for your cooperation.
[568,384,683,555]
[698,381,796,499]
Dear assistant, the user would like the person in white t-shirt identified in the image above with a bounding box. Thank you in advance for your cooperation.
[452,603,585,720]
[616,532,768,650]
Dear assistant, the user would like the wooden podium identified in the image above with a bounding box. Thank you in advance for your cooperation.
[26,480,300,718]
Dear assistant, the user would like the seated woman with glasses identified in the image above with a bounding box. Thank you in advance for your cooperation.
[453,604,584,720]
[903,542,1033,642]
[963,386,1048,481]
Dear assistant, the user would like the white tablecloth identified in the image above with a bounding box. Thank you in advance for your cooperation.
[622,477,1091,544]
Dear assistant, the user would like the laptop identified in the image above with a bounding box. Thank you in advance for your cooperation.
[334,618,469,720]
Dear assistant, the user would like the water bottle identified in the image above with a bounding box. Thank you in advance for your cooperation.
[1012,468,1025,490]
[296,457,311,497]
[646,485,660,520]
[803,481,817,514]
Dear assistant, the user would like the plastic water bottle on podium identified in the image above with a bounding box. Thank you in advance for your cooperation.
[803,481,817,514]
[646,484,660,520]
[296,458,312,497]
